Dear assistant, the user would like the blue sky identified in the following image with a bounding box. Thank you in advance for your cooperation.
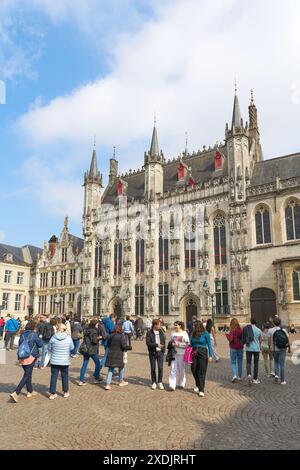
[1,0,300,248]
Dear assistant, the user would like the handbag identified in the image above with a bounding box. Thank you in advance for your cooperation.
[19,355,35,366]
[79,341,88,355]
[183,346,193,364]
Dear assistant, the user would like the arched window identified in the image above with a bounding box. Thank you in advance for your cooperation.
[255,206,271,245]
[136,239,145,273]
[114,242,122,276]
[184,217,196,269]
[293,268,300,301]
[285,200,300,241]
[214,214,226,265]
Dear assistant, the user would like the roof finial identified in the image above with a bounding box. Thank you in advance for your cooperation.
[113,145,116,158]
[250,89,254,104]
[235,78,238,96]
[154,112,157,127]
[93,135,96,149]
[185,131,188,156]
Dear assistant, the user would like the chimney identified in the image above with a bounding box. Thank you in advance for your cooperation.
[48,235,58,258]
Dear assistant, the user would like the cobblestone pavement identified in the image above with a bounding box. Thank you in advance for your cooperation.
[1,334,300,450]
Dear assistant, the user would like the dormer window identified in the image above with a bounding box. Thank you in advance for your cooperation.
[4,253,13,262]
[215,150,223,170]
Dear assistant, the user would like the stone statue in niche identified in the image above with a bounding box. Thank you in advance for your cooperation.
[238,288,244,306]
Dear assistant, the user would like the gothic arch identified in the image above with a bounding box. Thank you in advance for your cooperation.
[108,296,124,320]
[283,197,300,242]
[252,203,273,246]
[179,292,201,326]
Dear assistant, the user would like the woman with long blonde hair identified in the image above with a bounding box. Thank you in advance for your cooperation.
[225,318,244,383]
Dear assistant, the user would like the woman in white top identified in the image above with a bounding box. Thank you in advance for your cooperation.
[169,321,190,391]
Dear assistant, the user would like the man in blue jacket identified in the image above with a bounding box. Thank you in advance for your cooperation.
[4,315,20,351]
[99,314,116,374]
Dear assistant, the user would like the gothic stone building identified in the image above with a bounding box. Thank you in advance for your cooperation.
[82,91,300,328]
[34,218,84,317]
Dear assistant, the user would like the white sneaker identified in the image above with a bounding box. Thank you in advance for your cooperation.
[158,383,164,390]
[151,383,157,390]
[253,379,261,384]
[274,376,280,384]
[78,381,87,386]
[247,375,253,385]
[232,376,238,383]
[281,381,287,385]
[193,387,199,393]
[199,392,205,397]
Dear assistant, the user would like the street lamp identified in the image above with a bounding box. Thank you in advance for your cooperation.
[203,281,216,326]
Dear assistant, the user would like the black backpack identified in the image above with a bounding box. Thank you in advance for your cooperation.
[42,323,54,341]
[273,328,289,350]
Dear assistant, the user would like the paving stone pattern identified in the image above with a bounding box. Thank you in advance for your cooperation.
[1,334,300,450]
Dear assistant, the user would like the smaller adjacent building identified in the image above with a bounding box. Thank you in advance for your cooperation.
[34,217,84,318]
[0,243,42,319]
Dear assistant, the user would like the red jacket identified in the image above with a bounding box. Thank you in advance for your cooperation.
[226,328,243,350]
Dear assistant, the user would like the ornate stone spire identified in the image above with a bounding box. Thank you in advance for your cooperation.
[149,124,159,159]
[84,143,103,186]
[231,86,243,130]
[249,89,259,130]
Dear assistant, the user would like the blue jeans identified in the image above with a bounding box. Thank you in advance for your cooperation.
[80,354,100,382]
[99,346,108,370]
[15,360,36,394]
[274,350,286,382]
[230,349,243,378]
[50,365,69,394]
[71,339,80,355]
[106,367,124,385]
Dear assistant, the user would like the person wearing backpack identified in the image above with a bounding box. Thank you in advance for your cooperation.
[10,321,43,403]
[243,318,262,385]
[268,317,291,385]
[78,319,103,386]
[36,314,55,368]
[4,315,20,351]
[71,316,83,357]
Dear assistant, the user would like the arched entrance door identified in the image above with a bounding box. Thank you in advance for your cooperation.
[109,297,123,320]
[250,288,277,328]
[181,294,200,327]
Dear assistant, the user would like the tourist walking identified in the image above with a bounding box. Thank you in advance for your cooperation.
[122,315,134,348]
[79,319,102,386]
[146,316,152,333]
[10,321,43,403]
[168,321,189,391]
[71,316,83,357]
[243,318,262,385]
[261,322,275,377]
[4,315,19,351]
[190,321,213,397]
[225,318,244,382]
[36,314,55,368]
[206,319,220,362]
[0,317,5,339]
[134,315,145,340]
[48,323,74,399]
[268,317,291,385]
[104,324,130,390]
[146,319,166,390]
[187,315,197,337]
[99,314,116,373]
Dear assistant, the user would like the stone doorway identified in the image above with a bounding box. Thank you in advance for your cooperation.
[181,294,200,327]
[250,288,277,328]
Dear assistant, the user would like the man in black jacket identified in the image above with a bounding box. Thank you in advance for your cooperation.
[36,315,54,368]
[146,319,166,390]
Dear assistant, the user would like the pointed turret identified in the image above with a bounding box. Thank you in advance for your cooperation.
[248,89,259,131]
[84,144,103,186]
[248,89,263,162]
[232,92,243,129]
[150,125,160,159]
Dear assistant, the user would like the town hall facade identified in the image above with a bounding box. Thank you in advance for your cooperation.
[79,90,300,327]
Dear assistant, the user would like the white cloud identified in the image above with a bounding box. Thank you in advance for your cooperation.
[0,230,5,242]
[18,0,300,166]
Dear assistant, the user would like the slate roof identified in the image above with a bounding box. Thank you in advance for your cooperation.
[102,146,228,204]
[0,243,42,266]
[251,152,300,187]
[69,234,84,252]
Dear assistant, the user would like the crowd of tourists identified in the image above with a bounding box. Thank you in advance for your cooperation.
[1,311,293,403]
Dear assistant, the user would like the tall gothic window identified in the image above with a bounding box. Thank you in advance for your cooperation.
[214,214,227,265]
[159,237,169,272]
[95,245,102,278]
[285,200,300,241]
[93,288,101,315]
[114,242,122,276]
[184,234,196,269]
[293,268,300,301]
[215,279,229,315]
[136,239,145,273]
[159,283,169,316]
[255,206,271,245]
[135,285,144,316]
